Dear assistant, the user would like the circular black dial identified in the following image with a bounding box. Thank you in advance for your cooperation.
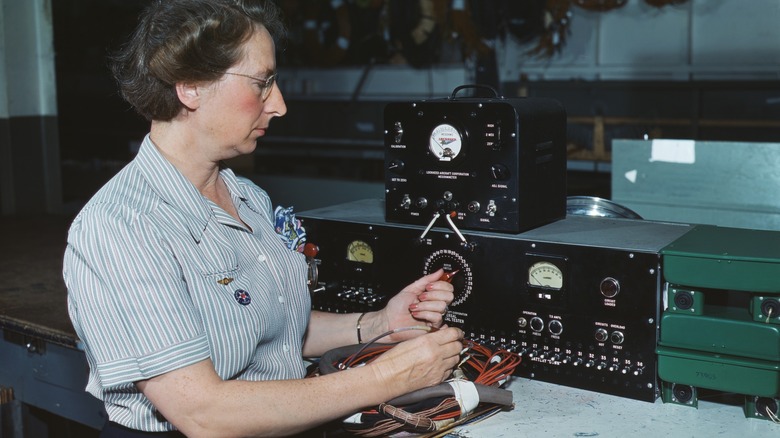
[423,249,474,306]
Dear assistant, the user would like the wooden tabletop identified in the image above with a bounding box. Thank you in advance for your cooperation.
[0,214,78,347]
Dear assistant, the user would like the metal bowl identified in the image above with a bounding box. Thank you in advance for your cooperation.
[566,196,643,220]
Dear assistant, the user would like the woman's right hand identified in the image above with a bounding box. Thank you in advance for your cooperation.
[368,326,465,395]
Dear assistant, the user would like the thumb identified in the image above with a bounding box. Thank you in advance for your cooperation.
[406,269,445,292]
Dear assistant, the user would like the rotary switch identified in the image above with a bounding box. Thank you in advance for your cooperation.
[388,159,405,175]
[490,163,509,180]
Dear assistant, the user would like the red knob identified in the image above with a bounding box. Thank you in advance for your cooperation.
[303,242,319,258]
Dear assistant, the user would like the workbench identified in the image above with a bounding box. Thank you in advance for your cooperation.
[1,216,778,437]
[445,378,779,437]
[0,216,105,435]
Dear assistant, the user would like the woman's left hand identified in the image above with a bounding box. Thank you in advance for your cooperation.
[371,269,455,342]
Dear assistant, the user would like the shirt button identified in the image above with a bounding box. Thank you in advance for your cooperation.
[278,295,285,304]
[283,343,290,352]
[257,254,266,262]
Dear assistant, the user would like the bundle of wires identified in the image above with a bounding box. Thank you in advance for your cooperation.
[310,326,521,437]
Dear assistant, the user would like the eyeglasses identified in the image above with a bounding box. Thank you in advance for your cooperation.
[223,71,277,101]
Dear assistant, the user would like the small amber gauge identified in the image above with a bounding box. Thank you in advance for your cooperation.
[346,240,374,264]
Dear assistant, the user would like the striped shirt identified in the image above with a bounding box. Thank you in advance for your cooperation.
[63,134,311,432]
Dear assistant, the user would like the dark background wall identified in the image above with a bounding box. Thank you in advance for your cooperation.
[52,0,780,211]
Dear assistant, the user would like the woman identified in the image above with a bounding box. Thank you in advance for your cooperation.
[63,0,464,436]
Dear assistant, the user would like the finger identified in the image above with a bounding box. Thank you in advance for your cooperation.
[424,281,454,294]
[409,299,449,314]
[401,269,445,298]
[419,288,454,305]
[431,326,464,344]
[417,268,446,285]
[409,309,445,327]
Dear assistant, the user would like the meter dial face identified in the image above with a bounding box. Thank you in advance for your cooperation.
[528,261,564,290]
[429,123,463,161]
[423,249,473,306]
[346,240,374,263]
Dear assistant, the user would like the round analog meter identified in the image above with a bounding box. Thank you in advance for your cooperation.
[346,240,374,263]
[429,123,463,161]
[528,261,564,290]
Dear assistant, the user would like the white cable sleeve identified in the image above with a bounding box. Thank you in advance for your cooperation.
[448,379,480,418]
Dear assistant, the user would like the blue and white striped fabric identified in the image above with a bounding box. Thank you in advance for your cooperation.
[63,134,311,432]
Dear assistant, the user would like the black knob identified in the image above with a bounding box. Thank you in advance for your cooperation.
[760,298,780,319]
[388,159,405,174]
[600,277,620,298]
[548,320,564,336]
[530,317,544,332]
[490,164,509,180]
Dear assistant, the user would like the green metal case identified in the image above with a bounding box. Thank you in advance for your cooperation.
[659,307,780,361]
[659,223,780,419]
[662,225,780,293]
[657,346,780,398]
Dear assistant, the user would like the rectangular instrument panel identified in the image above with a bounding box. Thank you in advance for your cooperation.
[300,199,692,402]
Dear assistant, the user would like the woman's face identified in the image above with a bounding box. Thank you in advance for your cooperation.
[195,26,286,160]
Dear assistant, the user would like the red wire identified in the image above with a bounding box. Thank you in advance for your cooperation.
[331,340,522,435]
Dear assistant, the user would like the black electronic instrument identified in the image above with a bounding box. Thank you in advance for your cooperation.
[384,86,567,233]
[300,199,692,402]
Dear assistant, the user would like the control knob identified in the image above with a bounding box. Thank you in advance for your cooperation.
[486,200,497,216]
[610,331,625,345]
[594,328,609,343]
[530,317,545,332]
[391,121,404,143]
[388,159,405,174]
[400,195,411,210]
[600,277,620,298]
[548,320,564,336]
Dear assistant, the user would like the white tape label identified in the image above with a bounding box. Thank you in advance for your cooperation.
[650,139,696,164]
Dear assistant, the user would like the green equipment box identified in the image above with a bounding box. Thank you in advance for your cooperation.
[657,345,780,398]
[662,225,780,293]
[659,307,780,361]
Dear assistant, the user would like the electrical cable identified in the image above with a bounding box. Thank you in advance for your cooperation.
[418,211,440,241]
[310,326,521,436]
[444,212,467,245]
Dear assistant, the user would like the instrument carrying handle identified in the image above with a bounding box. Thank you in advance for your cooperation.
[449,84,501,99]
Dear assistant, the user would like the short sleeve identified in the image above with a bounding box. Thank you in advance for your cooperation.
[64,202,210,388]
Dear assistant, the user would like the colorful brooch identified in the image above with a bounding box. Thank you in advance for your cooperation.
[274,205,306,253]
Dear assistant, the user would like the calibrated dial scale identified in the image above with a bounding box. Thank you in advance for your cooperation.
[346,240,374,263]
[526,256,567,304]
[423,249,474,306]
[528,261,563,289]
[428,123,464,161]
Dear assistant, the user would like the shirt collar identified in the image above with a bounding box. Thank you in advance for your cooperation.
[134,135,217,242]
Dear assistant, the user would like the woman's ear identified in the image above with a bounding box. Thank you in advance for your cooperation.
[176,82,201,110]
